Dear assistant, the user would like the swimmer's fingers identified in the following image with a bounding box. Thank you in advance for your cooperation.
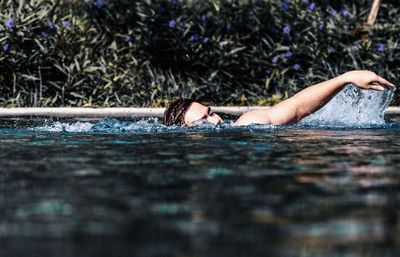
[372,75,396,89]
[369,84,385,91]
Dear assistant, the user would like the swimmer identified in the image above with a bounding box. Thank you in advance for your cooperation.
[163,70,395,126]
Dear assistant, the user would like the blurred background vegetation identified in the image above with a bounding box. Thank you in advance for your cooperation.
[0,0,399,107]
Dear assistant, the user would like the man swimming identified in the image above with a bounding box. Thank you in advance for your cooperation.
[163,70,395,127]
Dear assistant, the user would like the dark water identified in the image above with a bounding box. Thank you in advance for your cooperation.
[1,118,400,257]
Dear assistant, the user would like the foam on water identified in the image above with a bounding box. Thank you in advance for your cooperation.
[37,121,95,132]
[34,118,228,133]
[301,84,395,126]
[35,118,165,133]
[33,85,395,133]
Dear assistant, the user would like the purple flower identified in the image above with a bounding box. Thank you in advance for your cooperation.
[280,1,289,10]
[319,23,325,30]
[328,47,336,53]
[201,15,208,22]
[302,0,309,3]
[283,51,292,58]
[168,20,176,28]
[341,8,350,17]
[49,22,56,30]
[327,6,337,16]
[2,43,10,52]
[376,43,385,52]
[226,23,232,30]
[96,0,104,8]
[125,35,132,42]
[180,21,188,28]
[189,34,199,41]
[63,20,70,28]
[203,37,209,43]
[283,25,291,34]
[5,19,14,29]
[171,0,177,5]
[40,31,48,38]
[307,2,316,12]
[272,56,279,63]
[271,27,276,33]
[293,63,300,70]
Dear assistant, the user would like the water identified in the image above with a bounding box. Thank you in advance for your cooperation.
[0,86,399,257]
[301,84,394,126]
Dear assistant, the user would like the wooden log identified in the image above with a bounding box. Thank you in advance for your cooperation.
[367,0,381,25]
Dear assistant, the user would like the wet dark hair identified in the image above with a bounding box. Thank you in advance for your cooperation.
[163,98,196,126]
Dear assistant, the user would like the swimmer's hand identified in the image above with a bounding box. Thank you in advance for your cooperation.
[341,70,396,91]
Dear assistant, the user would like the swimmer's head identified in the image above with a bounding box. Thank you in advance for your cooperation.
[163,98,223,127]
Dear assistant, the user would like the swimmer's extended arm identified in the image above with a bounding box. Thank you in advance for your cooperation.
[233,70,395,126]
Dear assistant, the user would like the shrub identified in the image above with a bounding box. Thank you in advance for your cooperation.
[0,0,399,107]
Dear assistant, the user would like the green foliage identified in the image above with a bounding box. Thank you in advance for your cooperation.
[0,0,399,107]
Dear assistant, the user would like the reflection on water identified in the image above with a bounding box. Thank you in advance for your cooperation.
[0,119,400,257]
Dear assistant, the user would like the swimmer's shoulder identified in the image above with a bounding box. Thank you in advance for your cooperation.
[232,110,273,126]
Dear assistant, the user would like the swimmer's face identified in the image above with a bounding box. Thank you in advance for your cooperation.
[184,102,223,126]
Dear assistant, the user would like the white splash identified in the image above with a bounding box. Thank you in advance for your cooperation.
[301,84,395,126]
[36,121,94,132]
[34,118,171,133]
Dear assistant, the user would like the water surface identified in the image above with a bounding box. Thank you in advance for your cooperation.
[0,118,399,257]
